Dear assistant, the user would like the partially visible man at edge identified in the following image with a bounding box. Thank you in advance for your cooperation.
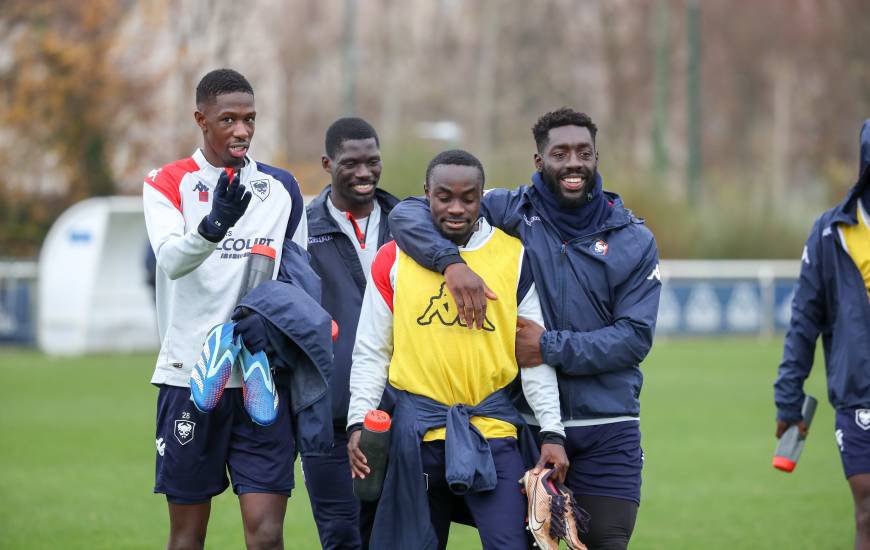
[387,109,661,549]
[302,117,398,549]
[774,119,870,550]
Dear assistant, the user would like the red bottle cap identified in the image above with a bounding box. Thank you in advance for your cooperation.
[772,456,796,472]
[331,320,339,342]
[364,410,391,432]
[251,244,277,259]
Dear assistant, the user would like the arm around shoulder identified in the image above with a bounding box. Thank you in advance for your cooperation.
[388,196,462,273]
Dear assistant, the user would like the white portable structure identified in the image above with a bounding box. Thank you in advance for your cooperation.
[37,196,157,355]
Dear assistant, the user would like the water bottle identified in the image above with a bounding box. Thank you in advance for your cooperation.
[353,410,391,501]
[773,395,818,473]
[238,244,276,303]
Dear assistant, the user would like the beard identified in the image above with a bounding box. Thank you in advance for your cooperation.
[541,165,598,209]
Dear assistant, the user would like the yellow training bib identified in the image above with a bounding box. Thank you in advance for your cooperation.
[389,228,523,441]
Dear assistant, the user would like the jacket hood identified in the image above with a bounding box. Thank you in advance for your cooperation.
[831,119,870,225]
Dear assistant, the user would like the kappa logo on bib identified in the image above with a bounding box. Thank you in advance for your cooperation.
[417,282,495,331]
[250,179,270,201]
[855,409,870,431]
[174,420,196,445]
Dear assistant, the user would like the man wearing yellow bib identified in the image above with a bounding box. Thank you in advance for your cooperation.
[347,150,567,550]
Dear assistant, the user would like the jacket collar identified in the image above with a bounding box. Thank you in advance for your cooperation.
[521,175,635,237]
[192,149,252,183]
[307,185,399,237]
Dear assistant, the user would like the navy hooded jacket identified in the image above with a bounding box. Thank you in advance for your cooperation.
[388,173,661,421]
[306,187,399,426]
[235,241,334,456]
[774,119,870,422]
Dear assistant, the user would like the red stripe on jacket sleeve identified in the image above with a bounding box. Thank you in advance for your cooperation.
[144,157,198,212]
[372,241,397,312]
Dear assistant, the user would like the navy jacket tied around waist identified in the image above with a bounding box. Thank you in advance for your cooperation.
[370,389,538,550]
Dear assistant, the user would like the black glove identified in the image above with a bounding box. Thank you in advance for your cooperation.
[232,308,270,355]
[198,171,252,242]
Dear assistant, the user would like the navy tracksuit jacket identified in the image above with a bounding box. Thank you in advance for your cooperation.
[235,240,334,456]
[306,186,399,427]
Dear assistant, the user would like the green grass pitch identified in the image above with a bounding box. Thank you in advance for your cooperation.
[0,339,851,549]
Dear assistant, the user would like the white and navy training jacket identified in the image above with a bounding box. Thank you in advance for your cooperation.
[143,148,307,388]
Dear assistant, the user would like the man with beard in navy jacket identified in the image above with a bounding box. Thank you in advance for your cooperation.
[775,119,870,550]
[303,117,399,549]
[388,108,661,550]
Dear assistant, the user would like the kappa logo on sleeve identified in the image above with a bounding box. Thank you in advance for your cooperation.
[147,168,162,183]
[646,263,661,282]
[417,282,495,331]
[801,246,810,265]
[193,182,209,202]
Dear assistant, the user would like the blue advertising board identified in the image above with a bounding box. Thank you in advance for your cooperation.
[657,278,797,335]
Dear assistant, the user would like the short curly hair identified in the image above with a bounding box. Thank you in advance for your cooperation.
[532,108,598,153]
[196,69,253,107]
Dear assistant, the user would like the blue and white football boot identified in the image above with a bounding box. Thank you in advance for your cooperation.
[239,343,279,426]
[190,322,241,413]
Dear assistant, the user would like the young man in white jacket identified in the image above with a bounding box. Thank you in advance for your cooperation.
[143,68,307,550]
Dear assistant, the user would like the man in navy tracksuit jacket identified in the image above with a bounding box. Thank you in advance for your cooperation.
[775,119,870,550]
[302,118,398,550]
[389,108,661,549]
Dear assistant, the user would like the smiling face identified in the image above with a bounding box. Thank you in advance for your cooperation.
[195,91,256,169]
[425,164,483,245]
[534,125,598,208]
[322,137,382,217]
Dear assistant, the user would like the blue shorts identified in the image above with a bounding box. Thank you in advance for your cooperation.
[154,384,295,503]
[563,421,643,504]
[835,408,870,479]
